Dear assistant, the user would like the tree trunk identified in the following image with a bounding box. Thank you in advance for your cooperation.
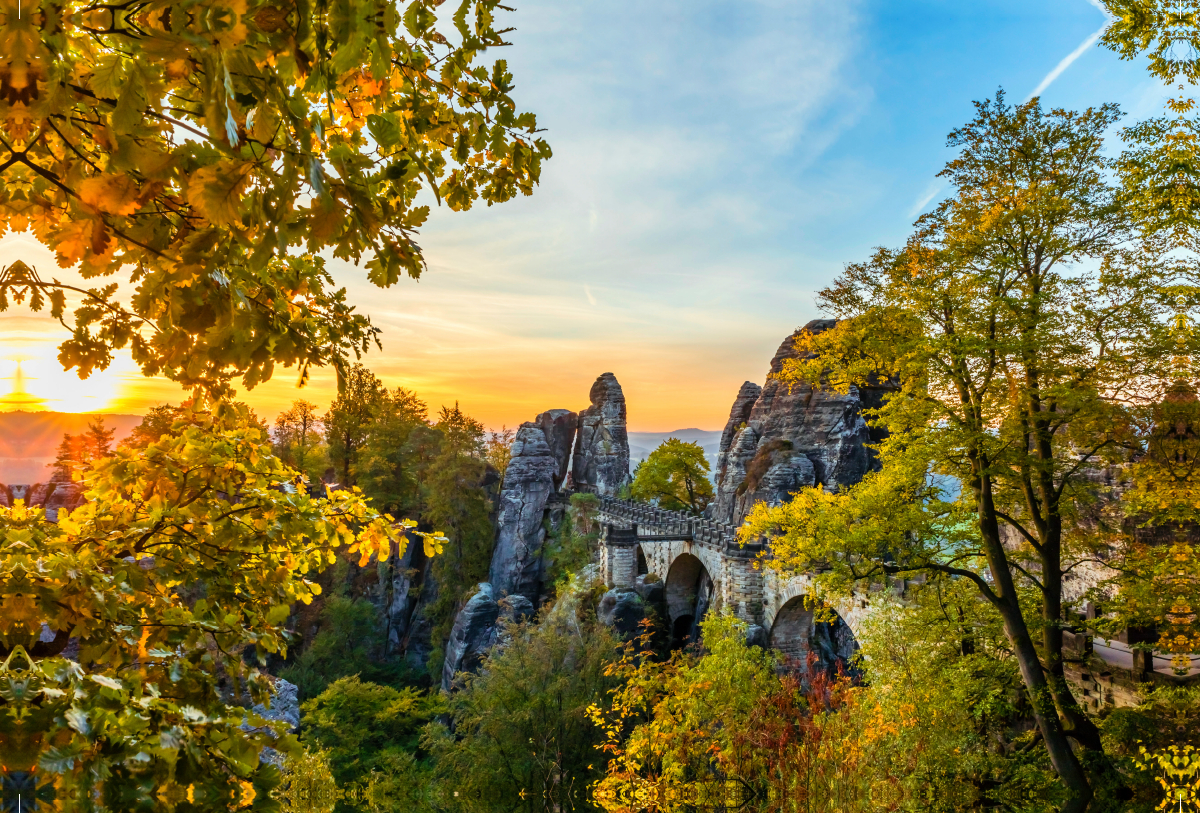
[1002,602,1093,812]
[1041,543,1104,752]
[976,465,1093,811]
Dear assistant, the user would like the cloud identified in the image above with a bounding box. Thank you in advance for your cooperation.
[908,179,945,218]
[584,285,597,305]
[1026,22,1109,102]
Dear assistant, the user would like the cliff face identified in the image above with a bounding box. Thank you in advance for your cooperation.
[571,373,631,497]
[441,373,633,690]
[488,419,567,603]
[712,320,884,526]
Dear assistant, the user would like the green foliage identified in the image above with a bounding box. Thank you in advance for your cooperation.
[354,386,434,517]
[281,595,414,700]
[739,92,1165,808]
[119,403,188,449]
[0,0,550,394]
[0,400,442,809]
[1100,1,1200,84]
[630,438,713,515]
[422,404,496,678]
[852,583,1066,809]
[590,612,780,786]
[425,576,623,812]
[543,492,601,591]
[300,676,444,794]
[325,363,387,485]
[274,399,328,483]
[484,426,515,483]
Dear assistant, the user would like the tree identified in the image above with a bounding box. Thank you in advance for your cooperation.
[299,675,444,794]
[274,399,325,479]
[49,416,115,481]
[740,93,1164,811]
[120,403,187,449]
[422,404,496,676]
[0,400,445,809]
[84,416,115,458]
[590,613,783,788]
[324,363,386,486]
[354,386,431,518]
[483,426,515,483]
[0,0,551,396]
[425,577,623,812]
[630,438,714,515]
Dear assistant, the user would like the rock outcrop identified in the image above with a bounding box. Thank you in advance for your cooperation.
[597,587,646,637]
[712,320,886,526]
[440,584,533,691]
[571,373,631,497]
[535,409,578,489]
[2,481,86,520]
[715,380,762,480]
[488,422,563,602]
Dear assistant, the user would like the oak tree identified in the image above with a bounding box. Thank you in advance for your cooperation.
[0,0,550,395]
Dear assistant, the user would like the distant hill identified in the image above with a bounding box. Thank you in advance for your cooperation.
[627,429,723,476]
[0,412,143,484]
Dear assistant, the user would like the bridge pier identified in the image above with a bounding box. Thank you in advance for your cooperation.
[601,523,640,589]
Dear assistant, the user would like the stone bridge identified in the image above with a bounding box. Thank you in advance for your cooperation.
[596,497,872,669]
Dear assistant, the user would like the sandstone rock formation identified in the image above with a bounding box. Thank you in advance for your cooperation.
[440,584,533,691]
[571,373,631,497]
[535,409,578,489]
[712,320,886,526]
[597,587,646,637]
[1,481,86,520]
[488,422,563,602]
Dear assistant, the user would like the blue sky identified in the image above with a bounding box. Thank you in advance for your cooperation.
[0,0,1169,428]
[322,0,1163,431]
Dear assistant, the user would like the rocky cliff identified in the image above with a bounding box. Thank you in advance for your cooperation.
[488,417,572,602]
[571,373,632,497]
[712,320,885,526]
[441,374,633,691]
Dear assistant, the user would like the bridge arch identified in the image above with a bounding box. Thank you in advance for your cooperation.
[769,595,859,678]
[665,552,714,648]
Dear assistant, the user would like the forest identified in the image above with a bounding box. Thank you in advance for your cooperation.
[0,2,1199,812]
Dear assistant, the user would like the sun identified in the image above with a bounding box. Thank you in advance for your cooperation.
[0,353,121,413]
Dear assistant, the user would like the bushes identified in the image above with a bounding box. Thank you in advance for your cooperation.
[299,676,445,811]
[424,574,623,812]
[281,595,415,699]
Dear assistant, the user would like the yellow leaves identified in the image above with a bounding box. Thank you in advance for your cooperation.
[78,173,142,216]
[186,159,254,226]
[51,217,111,266]
[164,59,191,80]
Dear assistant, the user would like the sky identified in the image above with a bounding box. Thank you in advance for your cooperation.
[0,0,1171,431]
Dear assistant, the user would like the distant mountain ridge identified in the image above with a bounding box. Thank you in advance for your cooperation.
[0,411,142,484]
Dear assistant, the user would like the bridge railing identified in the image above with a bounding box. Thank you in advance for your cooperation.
[595,496,763,554]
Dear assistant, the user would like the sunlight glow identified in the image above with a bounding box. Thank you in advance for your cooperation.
[0,352,123,413]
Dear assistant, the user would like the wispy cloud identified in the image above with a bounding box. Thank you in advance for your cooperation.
[1025,22,1109,102]
[909,179,944,218]
[584,285,597,305]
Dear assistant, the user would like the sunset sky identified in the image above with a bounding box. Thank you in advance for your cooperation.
[0,0,1164,431]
